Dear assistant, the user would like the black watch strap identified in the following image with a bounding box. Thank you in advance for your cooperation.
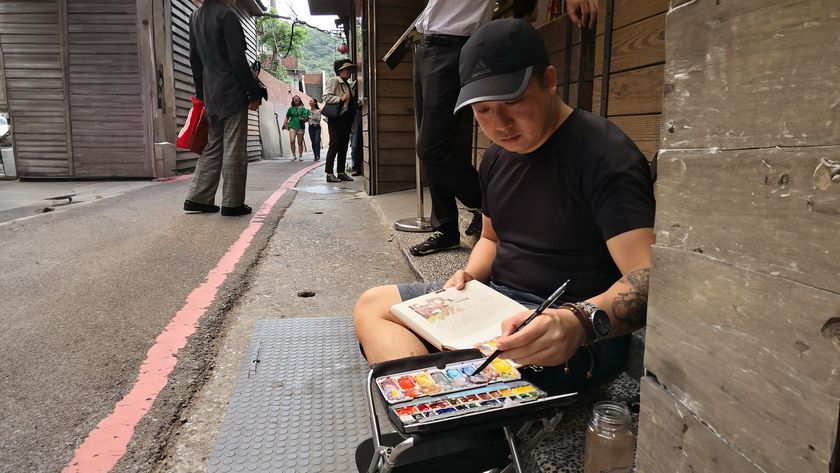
[561,302,595,345]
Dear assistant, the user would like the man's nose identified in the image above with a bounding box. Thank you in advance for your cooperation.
[494,110,514,131]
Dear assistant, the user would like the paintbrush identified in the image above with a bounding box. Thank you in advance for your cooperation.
[471,279,571,377]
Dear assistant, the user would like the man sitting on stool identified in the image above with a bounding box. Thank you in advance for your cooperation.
[354,19,655,394]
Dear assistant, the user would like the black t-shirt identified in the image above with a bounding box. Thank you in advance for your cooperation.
[480,108,655,302]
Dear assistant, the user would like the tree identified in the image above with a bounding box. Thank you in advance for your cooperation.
[256,10,307,84]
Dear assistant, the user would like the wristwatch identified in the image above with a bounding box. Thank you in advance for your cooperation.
[561,302,610,344]
[579,301,610,341]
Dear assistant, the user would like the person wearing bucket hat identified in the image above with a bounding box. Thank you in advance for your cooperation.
[354,19,655,396]
[322,58,359,182]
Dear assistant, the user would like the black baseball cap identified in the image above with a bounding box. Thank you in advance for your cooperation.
[454,19,549,113]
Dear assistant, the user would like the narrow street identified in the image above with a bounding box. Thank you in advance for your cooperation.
[0,160,315,472]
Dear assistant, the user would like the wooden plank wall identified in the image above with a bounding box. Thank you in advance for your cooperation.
[369,0,424,195]
[67,0,151,177]
[0,0,71,177]
[636,1,840,472]
[171,0,261,172]
[592,0,667,160]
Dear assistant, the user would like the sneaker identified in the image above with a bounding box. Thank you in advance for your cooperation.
[410,231,459,256]
[351,170,362,176]
[314,156,320,161]
[337,172,354,181]
[465,209,483,237]
[220,204,252,216]
[183,200,219,213]
[326,173,341,183]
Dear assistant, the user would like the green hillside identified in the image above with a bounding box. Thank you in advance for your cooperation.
[298,27,345,75]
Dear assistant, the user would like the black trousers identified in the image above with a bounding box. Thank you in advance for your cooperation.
[325,113,353,174]
[414,41,483,236]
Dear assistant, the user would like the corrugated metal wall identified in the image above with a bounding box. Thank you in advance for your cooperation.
[170,0,261,172]
[170,0,199,171]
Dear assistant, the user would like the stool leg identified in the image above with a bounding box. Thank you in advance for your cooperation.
[381,437,415,473]
[503,426,525,473]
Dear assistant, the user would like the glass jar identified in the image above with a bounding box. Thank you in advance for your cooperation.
[583,401,635,473]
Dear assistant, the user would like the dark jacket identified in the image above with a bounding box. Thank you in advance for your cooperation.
[189,0,260,122]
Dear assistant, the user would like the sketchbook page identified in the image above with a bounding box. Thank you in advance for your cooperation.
[390,280,526,350]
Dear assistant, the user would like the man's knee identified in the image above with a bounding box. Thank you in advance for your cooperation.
[353,285,400,331]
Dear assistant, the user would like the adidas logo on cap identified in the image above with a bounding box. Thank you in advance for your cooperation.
[471,59,491,79]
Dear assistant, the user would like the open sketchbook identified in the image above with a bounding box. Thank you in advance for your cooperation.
[390,280,528,353]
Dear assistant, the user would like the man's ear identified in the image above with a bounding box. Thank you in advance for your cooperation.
[543,65,559,91]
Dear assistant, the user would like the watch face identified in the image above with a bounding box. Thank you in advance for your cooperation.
[593,310,610,337]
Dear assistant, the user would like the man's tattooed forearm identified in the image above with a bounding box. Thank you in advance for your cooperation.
[611,268,650,329]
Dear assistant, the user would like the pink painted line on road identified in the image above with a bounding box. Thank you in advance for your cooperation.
[152,174,192,183]
[62,162,322,473]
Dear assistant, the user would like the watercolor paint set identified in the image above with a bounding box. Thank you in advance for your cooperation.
[389,380,546,429]
[375,358,521,404]
[373,356,575,434]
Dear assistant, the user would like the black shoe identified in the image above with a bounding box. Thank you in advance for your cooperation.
[220,204,252,216]
[465,209,482,237]
[410,231,459,256]
[351,170,362,176]
[184,200,219,213]
[338,172,354,181]
[326,173,341,183]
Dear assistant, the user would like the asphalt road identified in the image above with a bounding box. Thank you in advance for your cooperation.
[0,160,309,472]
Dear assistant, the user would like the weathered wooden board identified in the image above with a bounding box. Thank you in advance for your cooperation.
[596,0,668,35]
[636,376,767,473]
[593,64,664,116]
[376,79,414,99]
[662,0,840,150]
[374,148,415,166]
[377,131,414,149]
[376,164,416,182]
[375,114,415,132]
[655,146,840,293]
[376,96,414,116]
[645,247,840,473]
[594,13,664,75]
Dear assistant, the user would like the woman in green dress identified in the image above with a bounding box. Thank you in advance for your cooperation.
[282,95,309,161]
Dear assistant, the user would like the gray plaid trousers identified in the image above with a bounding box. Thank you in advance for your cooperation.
[186,107,249,208]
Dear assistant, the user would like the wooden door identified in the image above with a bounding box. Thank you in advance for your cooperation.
[67,0,153,177]
[0,0,73,178]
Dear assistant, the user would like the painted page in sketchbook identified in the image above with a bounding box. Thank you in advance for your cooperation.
[389,280,528,351]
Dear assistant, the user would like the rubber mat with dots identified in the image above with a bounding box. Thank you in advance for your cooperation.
[207,317,372,473]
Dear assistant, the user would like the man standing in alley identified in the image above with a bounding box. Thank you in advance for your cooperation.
[183,0,262,217]
[407,0,490,256]
[409,0,598,256]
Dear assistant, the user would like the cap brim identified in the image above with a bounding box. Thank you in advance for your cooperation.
[338,63,357,71]
[454,65,533,114]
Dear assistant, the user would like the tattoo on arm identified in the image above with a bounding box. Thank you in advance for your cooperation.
[611,268,650,330]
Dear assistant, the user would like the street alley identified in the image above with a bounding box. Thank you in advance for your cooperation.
[0,158,414,472]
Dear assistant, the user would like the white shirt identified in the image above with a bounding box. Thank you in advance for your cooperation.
[415,0,495,37]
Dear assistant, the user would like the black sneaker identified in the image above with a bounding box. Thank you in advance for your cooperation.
[337,172,354,181]
[465,209,482,236]
[184,200,219,213]
[220,204,252,216]
[410,231,459,256]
